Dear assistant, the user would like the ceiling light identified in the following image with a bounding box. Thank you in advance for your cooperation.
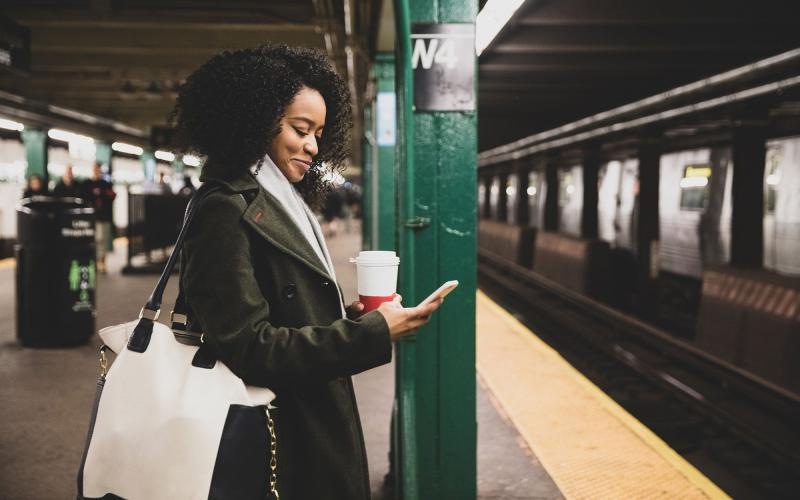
[476,0,526,56]
[183,155,201,167]
[155,150,175,162]
[48,128,94,144]
[112,142,144,156]
[0,117,24,131]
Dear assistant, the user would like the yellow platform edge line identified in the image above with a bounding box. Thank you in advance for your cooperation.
[477,290,730,500]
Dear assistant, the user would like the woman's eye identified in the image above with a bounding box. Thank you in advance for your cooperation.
[293,127,308,137]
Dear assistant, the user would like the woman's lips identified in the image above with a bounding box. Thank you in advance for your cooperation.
[291,159,311,171]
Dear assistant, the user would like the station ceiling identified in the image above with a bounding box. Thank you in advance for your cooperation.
[0,0,380,148]
[2,0,800,156]
[478,0,800,150]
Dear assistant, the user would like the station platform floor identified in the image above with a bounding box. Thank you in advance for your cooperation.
[0,225,726,499]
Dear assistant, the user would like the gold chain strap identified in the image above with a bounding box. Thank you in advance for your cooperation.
[266,407,279,499]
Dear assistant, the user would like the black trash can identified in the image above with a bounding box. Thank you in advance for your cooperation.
[16,196,96,347]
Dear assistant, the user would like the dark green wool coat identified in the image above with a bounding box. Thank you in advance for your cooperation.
[180,170,391,499]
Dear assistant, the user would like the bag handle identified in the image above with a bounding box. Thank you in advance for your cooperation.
[127,183,221,353]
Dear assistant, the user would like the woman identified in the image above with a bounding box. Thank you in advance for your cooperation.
[172,45,441,499]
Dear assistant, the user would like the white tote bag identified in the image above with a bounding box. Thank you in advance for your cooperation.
[77,186,278,500]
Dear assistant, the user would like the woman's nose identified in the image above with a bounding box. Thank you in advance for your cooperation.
[304,136,318,157]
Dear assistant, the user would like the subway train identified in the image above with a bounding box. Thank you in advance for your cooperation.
[478,135,800,395]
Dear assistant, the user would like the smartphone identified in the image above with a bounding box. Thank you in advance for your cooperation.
[417,280,459,307]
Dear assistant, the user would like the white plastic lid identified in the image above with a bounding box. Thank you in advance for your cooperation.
[349,250,400,266]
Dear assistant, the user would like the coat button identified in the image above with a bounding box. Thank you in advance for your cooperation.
[283,284,297,300]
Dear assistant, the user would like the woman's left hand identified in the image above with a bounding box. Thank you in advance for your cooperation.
[346,300,365,320]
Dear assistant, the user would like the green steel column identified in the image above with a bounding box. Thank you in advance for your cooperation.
[141,150,156,182]
[374,53,397,251]
[172,157,185,175]
[362,96,374,250]
[95,142,112,172]
[393,1,477,498]
[22,129,48,184]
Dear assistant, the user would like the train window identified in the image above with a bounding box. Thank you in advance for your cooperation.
[764,146,781,214]
[679,164,711,210]
[558,166,583,237]
[489,176,501,220]
[506,174,518,224]
[528,170,543,228]
[478,181,486,218]
[558,170,576,207]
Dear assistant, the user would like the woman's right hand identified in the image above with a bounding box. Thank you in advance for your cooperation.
[376,294,444,341]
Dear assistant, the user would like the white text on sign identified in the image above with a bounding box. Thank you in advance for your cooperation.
[412,38,457,70]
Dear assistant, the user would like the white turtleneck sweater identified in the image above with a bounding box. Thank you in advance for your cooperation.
[251,155,346,318]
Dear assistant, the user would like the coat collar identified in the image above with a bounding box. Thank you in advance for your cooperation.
[202,169,332,281]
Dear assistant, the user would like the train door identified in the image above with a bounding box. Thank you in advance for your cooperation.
[527,170,546,229]
[598,159,639,249]
[478,178,486,218]
[764,136,800,276]
[598,161,621,243]
[558,165,583,237]
[506,174,519,224]
[659,148,731,279]
[489,175,501,220]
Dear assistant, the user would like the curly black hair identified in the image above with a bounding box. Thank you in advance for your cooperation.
[169,44,352,207]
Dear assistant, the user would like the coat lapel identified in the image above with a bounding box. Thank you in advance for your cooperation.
[201,169,333,281]
[242,187,333,281]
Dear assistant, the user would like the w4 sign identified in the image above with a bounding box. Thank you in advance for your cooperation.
[412,38,458,70]
[411,24,475,111]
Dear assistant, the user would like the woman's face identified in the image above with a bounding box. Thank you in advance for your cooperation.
[269,86,326,183]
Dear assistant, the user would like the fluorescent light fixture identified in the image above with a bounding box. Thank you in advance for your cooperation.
[48,128,95,144]
[0,117,24,131]
[155,150,176,162]
[112,142,144,156]
[680,177,709,189]
[183,155,201,167]
[476,0,525,56]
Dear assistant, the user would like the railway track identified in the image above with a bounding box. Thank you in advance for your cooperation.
[478,251,800,499]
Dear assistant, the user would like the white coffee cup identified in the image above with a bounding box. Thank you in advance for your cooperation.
[350,251,400,312]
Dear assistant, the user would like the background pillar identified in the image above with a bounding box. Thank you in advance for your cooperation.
[581,146,600,239]
[731,125,766,268]
[544,161,559,232]
[636,139,661,319]
[22,128,48,185]
[141,150,156,182]
[95,142,112,173]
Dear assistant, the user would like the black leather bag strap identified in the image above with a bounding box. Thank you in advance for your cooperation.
[127,183,221,353]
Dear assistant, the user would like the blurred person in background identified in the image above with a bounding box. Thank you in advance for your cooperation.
[321,186,343,237]
[156,171,173,194]
[178,173,197,197]
[53,165,84,198]
[22,174,47,198]
[84,161,116,273]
